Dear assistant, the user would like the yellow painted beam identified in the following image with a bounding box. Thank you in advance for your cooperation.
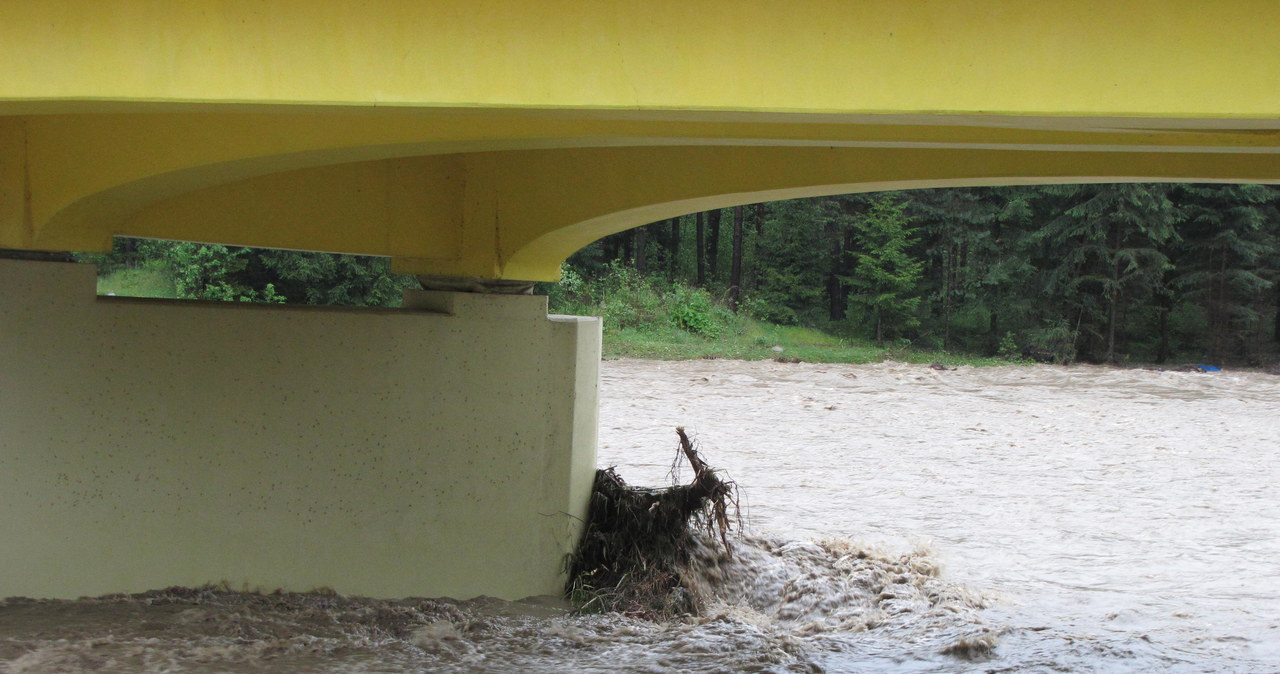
[0,120,28,247]
[81,142,1280,281]
[122,156,465,261]
[4,1,1280,119]
[19,110,1280,248]
[4,1,1280,278]
[8,108,1275,263]
[453,146,1280,280]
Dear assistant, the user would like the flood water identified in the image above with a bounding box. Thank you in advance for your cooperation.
[4,360,1278,672]
[598,360,1280,672]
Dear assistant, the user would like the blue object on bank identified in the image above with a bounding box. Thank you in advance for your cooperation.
[1196,364,1221,372]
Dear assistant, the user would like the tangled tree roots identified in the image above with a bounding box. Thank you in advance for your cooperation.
[565,427,740,618]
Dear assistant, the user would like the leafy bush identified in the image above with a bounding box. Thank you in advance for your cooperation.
[545,262,736,339]
[153,242,254,300]
[997,331,1021,360]
[1024,319,1078,364]
[668,285,720,338]
[596,264,665,331]
[81,237,416,306]
[739,293,800,326]
[543,263,588,314]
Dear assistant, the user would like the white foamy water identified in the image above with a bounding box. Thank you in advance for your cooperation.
[3,360,1278,672]
[598,359,1280,671]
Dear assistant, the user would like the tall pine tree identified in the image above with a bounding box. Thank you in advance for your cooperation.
[843,196,923,345]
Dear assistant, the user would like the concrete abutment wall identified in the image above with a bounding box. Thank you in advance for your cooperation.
[0,259,599,600]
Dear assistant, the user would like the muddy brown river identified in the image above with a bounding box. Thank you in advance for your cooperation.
[4,360,1278,672]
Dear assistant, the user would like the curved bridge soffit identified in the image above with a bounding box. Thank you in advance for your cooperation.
[27,142,1278,282]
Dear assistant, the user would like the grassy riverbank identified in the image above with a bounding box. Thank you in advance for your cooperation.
[98,268,177,299]
[96,267,1018,366]
[546,265,1023,366]
[602,319,1019,366]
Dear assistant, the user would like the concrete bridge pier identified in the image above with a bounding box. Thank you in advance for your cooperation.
[0,258,600,600]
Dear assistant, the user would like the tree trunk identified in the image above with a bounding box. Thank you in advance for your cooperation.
[1106,224,1121,363]
[942,240,956,351]
[827,274,843,321]
[603,234,621,264]
[1274,272,1280,345]
[987,218,1003,356]
[668,217,681,281]
[1156,306,1170,364]
[826,210,849,322]
[707,209,722,281]
[729,206,744,312]
[1216,251,1229,361]
[634,225,648,274]
[753,203,765,290]
[695,212,706,286]
[988,293,1001,356]
[1107,292,1118,363]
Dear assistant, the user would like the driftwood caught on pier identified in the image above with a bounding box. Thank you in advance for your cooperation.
[565,427,740,618]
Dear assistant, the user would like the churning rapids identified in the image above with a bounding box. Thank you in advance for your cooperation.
[3,360,1278,673]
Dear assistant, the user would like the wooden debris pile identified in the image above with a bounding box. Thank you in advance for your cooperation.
[565,428,739,618]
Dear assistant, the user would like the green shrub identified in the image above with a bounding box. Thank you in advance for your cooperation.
[997,331,1021,360]
[668,285,722,338]
[740,293,800,325]
[1025,319,1078,364]
[596,265,665,331]
[544,263,587,313]
[80,237,415,306]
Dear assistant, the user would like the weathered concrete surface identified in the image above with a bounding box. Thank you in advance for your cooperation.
[0,259,599,599]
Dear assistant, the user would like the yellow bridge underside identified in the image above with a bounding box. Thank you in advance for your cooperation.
[3,1,1280,280]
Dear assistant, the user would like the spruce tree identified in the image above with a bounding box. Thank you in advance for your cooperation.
[1035,184,1179,362]
[1172,184,1279,362]
[842,196,923,345]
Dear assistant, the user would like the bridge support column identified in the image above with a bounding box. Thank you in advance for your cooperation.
[0,259,599,600]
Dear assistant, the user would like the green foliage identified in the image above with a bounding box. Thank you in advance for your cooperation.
[252,249,418,307]
[1024,319,1079,365]
[149,241,257,301]
[560,184,1280,365]
[737,295,785,324]
[1034,184,1179,362]
[842,196,924,345]
[751,198,840,325]
[997,332,1021,361]
[1170,184,1279,363]
[542,263,588,314]
[668,285,721,338]
[82,237,418,306]
[96,268,177,299]
[910,186,1039,354]
[541,259,1017,365]
[65,182,1280,366]
[547,263,737,340]
[594,263,666,330]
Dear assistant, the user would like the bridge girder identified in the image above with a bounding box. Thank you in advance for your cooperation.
[3,0,1280,277]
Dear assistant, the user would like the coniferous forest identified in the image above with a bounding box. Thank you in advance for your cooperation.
[78,183,1279,367]
[562,184,1280,366]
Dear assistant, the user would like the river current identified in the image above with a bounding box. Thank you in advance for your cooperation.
[3,360,1278,672]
